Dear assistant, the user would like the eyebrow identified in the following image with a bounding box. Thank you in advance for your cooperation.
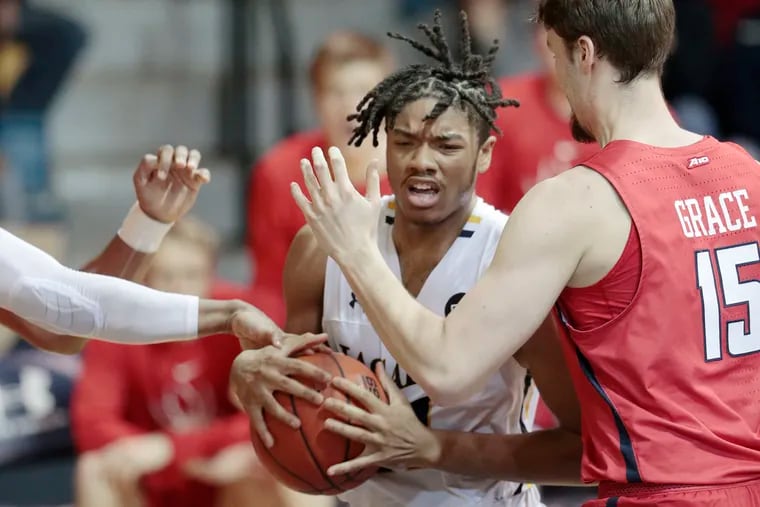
[391,128,465,142]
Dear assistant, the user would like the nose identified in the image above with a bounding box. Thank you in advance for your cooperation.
[408,143,438,175]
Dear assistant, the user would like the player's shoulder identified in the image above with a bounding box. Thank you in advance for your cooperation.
[472,197,509,231]
[252,129,326,177]
[517,166,613,227]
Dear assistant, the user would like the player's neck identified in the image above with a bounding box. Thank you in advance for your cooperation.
[592,78,702,148]
[392,195,477,260]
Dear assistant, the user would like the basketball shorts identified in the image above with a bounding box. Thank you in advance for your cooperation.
[586,478,760,506]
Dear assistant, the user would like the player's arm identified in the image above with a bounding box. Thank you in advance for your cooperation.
[230,224,332,447]
[323,315,584,485]
[293,148,589,405]
[0,225,274,342]
[0,146,218,354]
[421,316,583,484]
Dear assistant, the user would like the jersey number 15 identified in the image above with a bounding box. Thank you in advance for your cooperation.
[696,243,760,361]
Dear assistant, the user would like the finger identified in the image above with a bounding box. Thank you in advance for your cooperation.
[312,147,338,196]
[174,162,198,191]
[250,409,274,448]
[277,357,332,385]
[291,182,317,219]
[262,392,302,429]
[301,158,325,209]
[331,376,385,410]
[328,146,353,191]
[324,418,382,446]
[374,363,398,403]
[134,154,158,187]
[314,344,333,354]
[326,451,384,477]
[157,145,174,180]
[280,333,328,356]
[187,149,202,172]
[173,145,189,169]
[365,159,382,204]
[323,397,379,429]
[268,371,326,404]
[192,168,211,186]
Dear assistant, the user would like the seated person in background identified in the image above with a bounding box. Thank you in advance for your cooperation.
[476,23,599,214]
[247,31,393,303]
[72,218,313,507]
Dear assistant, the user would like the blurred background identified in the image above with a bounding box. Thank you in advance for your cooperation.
[0,0,758,505]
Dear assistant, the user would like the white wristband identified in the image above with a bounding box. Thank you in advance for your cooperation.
[117,203,173,253]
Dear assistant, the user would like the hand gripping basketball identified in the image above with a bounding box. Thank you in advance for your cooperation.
[249,351,390,495]
[230,334,332,448]
[322,363,440,477]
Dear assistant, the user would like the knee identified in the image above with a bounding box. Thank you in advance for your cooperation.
[75,451,106,485]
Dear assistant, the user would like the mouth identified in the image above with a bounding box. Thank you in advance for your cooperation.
[404,178,441,209]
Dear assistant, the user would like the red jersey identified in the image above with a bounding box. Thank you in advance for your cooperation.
[476,73,599,213]
[557,136,760,488]
[72,281,282,507]
[247,130,391,302]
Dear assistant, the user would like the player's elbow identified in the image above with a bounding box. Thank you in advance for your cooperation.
[418,368,483,407]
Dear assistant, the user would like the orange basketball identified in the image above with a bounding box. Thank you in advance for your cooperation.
[250,351,388,495]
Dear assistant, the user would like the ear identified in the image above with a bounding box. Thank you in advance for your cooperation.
[576,35,596,74]
[476,135,497,174]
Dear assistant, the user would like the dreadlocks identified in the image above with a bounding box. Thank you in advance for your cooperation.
[347,9,519,148]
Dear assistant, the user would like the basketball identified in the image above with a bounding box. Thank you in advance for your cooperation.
[250,351,388,495]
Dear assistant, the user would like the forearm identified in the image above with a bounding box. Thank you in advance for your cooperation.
[0,227,214,344]
[82,235,154,282]
[339,248,447,392]
[0,204,169,353]
[3,236,156,354]
[427,428,583,486]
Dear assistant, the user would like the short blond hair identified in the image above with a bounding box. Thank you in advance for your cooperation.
[164,216,220,257]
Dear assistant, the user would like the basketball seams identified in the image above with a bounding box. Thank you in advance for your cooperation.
[253,420,334,494]
[289,393,344,491]
[324,351,361,485]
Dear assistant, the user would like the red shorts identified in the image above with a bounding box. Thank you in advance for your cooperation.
[584,479,760,506]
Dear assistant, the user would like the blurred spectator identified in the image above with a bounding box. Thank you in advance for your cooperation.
[709,0,760,153]
[0,0,87,223]
[71,218,308,507]
[476,23,599,213]
[247,32,393,303]
[663,0,720,136]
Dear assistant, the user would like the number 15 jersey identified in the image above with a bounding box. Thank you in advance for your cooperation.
[557,136,760,487]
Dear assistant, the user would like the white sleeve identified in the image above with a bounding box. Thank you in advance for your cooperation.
[0,227,199,344]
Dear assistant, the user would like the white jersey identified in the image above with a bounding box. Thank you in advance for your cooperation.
[323,196,542,507]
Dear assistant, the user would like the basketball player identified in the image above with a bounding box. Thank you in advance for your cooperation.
[0,144,288,353]
[231,11,582,506]
[292,2,760,506]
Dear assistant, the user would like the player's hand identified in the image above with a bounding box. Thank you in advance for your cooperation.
[100,433,173,491]
[322,363,440,476]
[229,303,288,350]
[230,335,332,448]
[133,145,211,224]
[291,146,382,265]
[183,443,263,486]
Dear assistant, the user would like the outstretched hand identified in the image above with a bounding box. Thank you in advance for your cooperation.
[134,145,211,224]
[291,146,382,264]
[322,363,440,476]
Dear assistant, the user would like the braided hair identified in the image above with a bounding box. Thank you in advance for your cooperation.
[347,9,519,148]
